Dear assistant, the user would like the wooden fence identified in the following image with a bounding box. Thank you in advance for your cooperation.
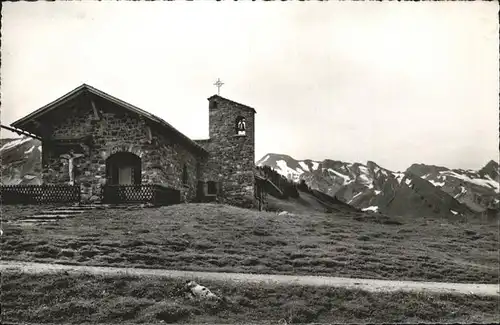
[0,184,180,206]
[0,184,80,204]
[255,166,299,199]
[102,184,181,206]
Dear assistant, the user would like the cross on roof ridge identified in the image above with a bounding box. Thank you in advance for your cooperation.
[213,78,224,95]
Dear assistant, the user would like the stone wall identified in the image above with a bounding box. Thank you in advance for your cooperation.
[153,129,200,202]
[196,96,256,206]
[40,94,204,202]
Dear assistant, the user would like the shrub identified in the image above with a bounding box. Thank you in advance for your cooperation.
[145,302,196,323]
[298,180,310,193]
[98,297,155,322]
[282,300,319,324]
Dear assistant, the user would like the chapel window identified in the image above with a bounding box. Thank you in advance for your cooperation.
[207,181,217,195]
[182,164,188,185]
[236,116,246,136]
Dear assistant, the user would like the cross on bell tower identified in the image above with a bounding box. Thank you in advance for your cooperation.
[213,78,224,95]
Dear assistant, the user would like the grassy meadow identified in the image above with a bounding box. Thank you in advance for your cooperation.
[1,203,498,283]
[2,271,498,324]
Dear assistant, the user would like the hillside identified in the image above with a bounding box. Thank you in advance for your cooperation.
[265,188,360,215]
[2,203,498,283]
[256,154,498,219]
[255,164,360,214]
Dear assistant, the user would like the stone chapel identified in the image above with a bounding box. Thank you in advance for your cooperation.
[9,84,256,205]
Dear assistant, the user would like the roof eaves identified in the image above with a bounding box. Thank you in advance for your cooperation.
[11,84,88,128]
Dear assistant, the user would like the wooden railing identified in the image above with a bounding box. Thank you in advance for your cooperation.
[102,184,181,206]
[255,166,299,199]
[0,184,80,204]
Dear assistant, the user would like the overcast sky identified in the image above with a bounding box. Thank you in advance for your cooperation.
[1,1,498,171]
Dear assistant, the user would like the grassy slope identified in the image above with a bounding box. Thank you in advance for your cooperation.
[1,203,498,283]
[2,271,498,324]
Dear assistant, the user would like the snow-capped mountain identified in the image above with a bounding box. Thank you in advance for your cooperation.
[256,153,312,183]
[256,154,400,200]
[256,153,498,218]
[0,137,42,185]
[407,161,499,212]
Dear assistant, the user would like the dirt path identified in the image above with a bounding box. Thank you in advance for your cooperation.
[1,260,498,297]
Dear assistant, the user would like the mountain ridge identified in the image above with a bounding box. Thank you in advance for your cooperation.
[256,153,498,218]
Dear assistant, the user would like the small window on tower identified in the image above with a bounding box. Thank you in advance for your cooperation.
[236,116,246,136]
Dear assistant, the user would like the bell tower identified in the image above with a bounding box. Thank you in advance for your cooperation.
[203,94,256,206]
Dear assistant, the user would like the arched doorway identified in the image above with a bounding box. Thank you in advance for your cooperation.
[106,152,141,185]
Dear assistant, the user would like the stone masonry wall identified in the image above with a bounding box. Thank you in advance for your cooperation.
[153,130,200,202]
[196,96,256,206]
[41,95,202,202]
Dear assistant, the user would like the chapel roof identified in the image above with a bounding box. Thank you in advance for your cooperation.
[11,84,208,155]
